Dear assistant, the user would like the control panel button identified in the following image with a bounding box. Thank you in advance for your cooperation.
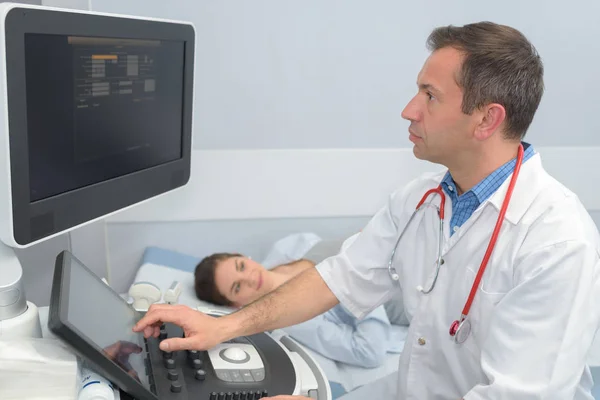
[230,370,244,382]
[226,393,233,400]
[167,370,178,381]
[215,369,233,382]
[170,382,182,393]
[233,391,240,400]
[218,393,225,400]
[241,370,254,382]
[148,373,155,387]
[194,369,206,381]
[189,350,200,359]
[210,392,217,400]
[163,350,173,359]
[164,358,176,369]
[261,390,268,398]
[191,358,203,369]
[250,368,265,382]
[144,358,151,375]
[159,325,168,339]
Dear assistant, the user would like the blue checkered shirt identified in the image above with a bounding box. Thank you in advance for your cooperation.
[441,142,534,236]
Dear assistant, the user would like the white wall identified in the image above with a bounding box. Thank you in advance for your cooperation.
[90,0,600,149]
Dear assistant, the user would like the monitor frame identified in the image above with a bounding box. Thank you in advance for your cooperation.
[49,250,158,400]
[0,4,195,247]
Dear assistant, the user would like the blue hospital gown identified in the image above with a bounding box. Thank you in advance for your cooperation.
[283,301,402,368]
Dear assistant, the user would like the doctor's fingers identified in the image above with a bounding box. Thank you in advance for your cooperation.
[159,316,223,352]
[159,336,195,352]
[133,304,193,335]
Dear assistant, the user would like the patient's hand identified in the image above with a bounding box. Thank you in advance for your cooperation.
[132,304,228,352]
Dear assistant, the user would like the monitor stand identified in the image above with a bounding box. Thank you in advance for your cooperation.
[0,242,42,338]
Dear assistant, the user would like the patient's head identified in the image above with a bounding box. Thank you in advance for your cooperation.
[194,253,274,308]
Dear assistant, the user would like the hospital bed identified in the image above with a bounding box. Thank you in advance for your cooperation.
[129,245,408,396]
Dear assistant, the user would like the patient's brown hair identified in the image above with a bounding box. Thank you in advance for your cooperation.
[194,252,241,307]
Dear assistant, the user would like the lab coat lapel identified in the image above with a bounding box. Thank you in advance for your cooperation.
[440,152,544,255]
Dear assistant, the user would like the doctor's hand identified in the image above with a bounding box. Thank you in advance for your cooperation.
[132,304,227,351]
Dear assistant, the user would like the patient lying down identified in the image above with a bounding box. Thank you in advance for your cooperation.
[194,253,402,368]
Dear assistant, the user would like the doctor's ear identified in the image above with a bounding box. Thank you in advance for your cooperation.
[474,103,506,141]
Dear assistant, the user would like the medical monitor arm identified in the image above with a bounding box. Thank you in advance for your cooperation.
[0,242,42,338]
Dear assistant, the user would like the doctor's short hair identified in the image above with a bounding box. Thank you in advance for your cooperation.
[194,252,240,307]
[427,21,544,141]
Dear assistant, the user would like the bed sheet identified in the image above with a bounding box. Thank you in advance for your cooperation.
[131,247,405,392]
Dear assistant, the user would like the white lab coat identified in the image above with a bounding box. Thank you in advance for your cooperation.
[317,152,600,399]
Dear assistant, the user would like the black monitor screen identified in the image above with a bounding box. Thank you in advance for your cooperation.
[24,34,185,202]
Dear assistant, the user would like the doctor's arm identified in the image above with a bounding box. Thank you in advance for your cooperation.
[463,240,600,400]
[135,267,340,351]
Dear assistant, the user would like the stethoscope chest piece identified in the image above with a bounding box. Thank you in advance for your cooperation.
[449,318,471,344]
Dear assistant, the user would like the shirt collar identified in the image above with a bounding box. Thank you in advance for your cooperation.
[441,142,534,206]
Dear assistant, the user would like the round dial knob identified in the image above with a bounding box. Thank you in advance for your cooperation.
[167,370,178,381]
[191,358,203,369]
[170,382,182,393]
[194,369,206,381]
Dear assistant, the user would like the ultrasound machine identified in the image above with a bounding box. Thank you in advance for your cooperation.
[0,3,331,399]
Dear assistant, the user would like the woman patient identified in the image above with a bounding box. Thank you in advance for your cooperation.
[194,253,403,368]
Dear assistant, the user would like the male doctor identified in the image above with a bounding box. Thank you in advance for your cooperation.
[134,21,600,399]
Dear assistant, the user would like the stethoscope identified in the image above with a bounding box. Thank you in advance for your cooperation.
[387,144,524,344]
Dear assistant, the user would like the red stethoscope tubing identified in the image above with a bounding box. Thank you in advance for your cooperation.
[448,143,524,337]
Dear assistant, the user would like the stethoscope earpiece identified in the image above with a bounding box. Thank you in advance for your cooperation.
[416,285,423,292]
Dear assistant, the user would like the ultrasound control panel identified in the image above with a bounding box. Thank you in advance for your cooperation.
[47,251,327,400]
[123,321,298,399]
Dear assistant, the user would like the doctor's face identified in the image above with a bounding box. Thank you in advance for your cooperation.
[401,47,478,166]
[213,257,271,307]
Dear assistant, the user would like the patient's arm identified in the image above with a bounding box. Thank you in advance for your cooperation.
[283,306,390,368]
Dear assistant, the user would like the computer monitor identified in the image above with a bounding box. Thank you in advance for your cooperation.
[0,4,195,248]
